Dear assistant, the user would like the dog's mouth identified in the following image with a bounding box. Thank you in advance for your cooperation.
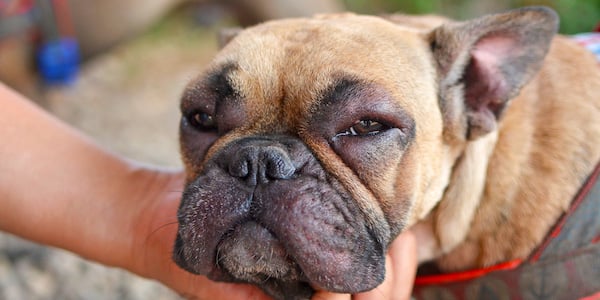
[217,221,301,281]
[214,220,314,298]
[173,137,387,299]
[174,176,385,297]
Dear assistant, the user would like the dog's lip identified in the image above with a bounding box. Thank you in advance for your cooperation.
[175,170,387,294]
[215,220,307,282]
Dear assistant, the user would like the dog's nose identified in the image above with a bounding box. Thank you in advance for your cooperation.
[227,143,296,186]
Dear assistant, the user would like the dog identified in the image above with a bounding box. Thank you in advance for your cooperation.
[172,6,600,299]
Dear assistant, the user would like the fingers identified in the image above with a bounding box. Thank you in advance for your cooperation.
[354,229,418,300]
[312,291,351,300]
[388,229,418,300]
[161,265,271,300]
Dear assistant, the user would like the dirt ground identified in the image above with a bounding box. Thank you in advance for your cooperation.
[0,12,220,300]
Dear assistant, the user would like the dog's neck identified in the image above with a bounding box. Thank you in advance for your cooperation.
[412,161,600,298]
[412,131,498,263]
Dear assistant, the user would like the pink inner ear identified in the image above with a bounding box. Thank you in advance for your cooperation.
[474,35,517,59]
[465,35,516,113]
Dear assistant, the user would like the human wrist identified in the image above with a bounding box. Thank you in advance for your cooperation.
[124,167,184,279]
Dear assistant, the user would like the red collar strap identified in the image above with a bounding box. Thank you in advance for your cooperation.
[414,259,522,286]
[413,160,600,299]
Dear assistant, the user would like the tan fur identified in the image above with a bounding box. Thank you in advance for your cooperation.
[383,11,600,271]
[434,36,600,270]
[182,8,600,281]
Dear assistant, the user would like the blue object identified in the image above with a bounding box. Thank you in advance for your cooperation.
[37,37,80,85]
[571,33,600,62]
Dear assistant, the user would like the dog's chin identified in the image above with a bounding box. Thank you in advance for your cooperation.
[174,188,386,298]
[215,221,315,299]
[217,221,302,282]
[177,217,384,299]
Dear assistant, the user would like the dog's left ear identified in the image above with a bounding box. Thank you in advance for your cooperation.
[430,6,558,140]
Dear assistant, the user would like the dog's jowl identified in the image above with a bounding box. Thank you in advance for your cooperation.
[173,6,600,300]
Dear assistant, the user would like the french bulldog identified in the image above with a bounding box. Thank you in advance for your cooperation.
[172,6,600,299]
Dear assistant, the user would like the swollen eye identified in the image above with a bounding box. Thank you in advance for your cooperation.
[188,111,217,131]
[337,120,389,137]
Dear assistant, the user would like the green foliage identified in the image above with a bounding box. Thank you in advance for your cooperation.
[549,0,600,33]
[343,0,600,33]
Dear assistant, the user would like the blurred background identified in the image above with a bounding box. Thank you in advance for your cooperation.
[346,0,600,34]
[0,0,598,299]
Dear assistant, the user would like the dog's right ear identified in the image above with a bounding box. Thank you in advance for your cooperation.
[430,7,558,141]
[218,27,242,49]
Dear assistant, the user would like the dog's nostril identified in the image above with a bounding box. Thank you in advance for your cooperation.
[228,145,296,185]
[228,155,251,178]
[263,150,295,179]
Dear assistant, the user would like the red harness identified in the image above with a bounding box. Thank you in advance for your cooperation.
[413,161,600,300]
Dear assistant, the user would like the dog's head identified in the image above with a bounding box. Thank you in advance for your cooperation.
[173,7,557,299]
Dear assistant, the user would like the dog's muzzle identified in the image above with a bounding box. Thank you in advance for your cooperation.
[173,136,385,298]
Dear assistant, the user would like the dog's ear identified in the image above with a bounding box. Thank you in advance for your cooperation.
[218,27,242,49]
[430,6,558,140]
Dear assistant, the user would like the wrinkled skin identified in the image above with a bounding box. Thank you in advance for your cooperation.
[174,136,387,299]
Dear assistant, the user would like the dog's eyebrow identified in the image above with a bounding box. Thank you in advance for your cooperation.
[181,63,239,112]
[318,77,364,107]
[206,63,238,103]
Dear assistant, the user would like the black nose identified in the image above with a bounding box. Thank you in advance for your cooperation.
[227,142,296,186]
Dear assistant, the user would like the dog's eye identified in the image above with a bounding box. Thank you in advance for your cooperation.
[188,111,217,131]
[337,120,389,137]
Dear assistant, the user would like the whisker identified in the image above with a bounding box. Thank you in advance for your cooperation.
[215,247,224,267]
[145,220,179,244]
[151,220,179,234]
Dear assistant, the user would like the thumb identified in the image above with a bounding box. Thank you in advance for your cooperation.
[354,229,418,300]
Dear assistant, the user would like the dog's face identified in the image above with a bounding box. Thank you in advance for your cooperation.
[173,8,557,299]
